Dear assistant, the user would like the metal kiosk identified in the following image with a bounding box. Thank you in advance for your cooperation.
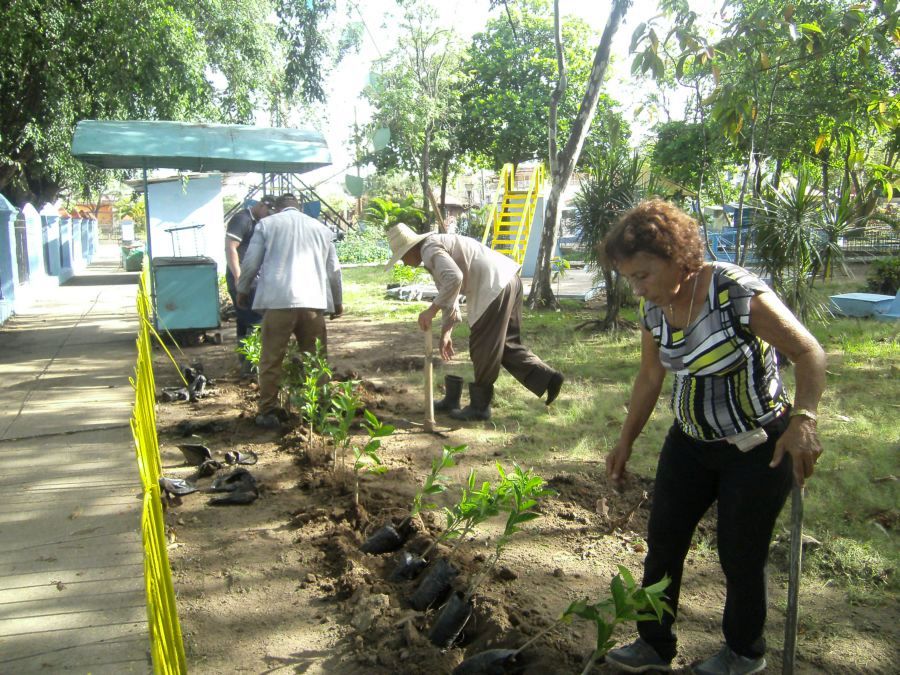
[70,120,332,341]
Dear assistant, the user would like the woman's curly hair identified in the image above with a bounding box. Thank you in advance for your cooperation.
[601,199,705,273]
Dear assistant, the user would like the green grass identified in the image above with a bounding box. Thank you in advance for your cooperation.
[341,266,900,595]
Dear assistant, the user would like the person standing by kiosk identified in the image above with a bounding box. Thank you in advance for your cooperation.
[225,195,276,374]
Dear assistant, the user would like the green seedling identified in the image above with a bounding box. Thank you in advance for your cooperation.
[410,444,467,519]
[551,256,571,297]
[420,469,504,562]
[235,325,262,370]
[283,338,333,436]
[325,380,362,469]
[463,463,555,600]
[352,409,395,507]
[511,566,671,675]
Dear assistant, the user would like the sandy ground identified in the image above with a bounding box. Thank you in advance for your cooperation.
[154,311,897,675]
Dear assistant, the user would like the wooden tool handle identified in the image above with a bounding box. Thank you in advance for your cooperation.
[782,483,804,674]
[424,329,435,432]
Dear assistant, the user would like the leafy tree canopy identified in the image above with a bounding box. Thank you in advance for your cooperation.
[457,0,614,169]
[0,0,353,206]
[361,0,465,217]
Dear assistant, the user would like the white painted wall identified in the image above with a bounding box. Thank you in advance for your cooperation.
[145,174,225,273]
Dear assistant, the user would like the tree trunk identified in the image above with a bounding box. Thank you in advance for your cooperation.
[600,270,622,330]
[439,157,449,233]
[527,0,632,309]
[752,150,764,198]
[772,157,784,191]
[421,126,432,231]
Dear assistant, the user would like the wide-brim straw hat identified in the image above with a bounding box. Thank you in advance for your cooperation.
[384,223,431,270]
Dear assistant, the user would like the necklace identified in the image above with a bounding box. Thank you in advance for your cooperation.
[670,270,700,328]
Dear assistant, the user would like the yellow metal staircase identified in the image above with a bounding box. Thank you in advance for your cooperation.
[481,163,546,265]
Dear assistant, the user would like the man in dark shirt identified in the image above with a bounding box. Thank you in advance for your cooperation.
[225,195,275,372]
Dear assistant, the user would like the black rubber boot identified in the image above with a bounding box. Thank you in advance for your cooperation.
[434,375,464,412]
[449,383,493,421]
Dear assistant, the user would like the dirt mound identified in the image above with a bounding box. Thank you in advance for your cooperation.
[155,315,898,674]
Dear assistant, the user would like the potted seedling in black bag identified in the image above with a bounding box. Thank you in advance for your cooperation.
[428,464,553,649]
[361,443,464,556]
[408,468,504,610]
[453,565,672,675]
[388,444,467,580]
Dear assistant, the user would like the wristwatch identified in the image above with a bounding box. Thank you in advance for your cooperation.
[790,408,818,422]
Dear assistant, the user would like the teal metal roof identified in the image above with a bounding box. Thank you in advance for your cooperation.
[71,120,331,173]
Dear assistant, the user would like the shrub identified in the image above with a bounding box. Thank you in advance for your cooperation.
[390,264,429,286]
[866,256,900,295]
[336,225,390,264]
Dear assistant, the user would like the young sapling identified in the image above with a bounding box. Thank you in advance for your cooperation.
[462,463,555,601]
[283,339,333,444]
[352,409,394,508]
[454,566,671,675]
[235,325,261,372]
[421,468,504,562]
[325,380,361,469]
[410,444,467,520]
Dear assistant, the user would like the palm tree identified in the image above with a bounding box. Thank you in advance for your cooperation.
[573,146,656,331]
[754,168,825,321]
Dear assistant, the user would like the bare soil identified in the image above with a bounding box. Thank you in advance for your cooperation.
[155,313,897,674]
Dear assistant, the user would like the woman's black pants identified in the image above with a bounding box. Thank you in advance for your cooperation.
[638,418,793,661]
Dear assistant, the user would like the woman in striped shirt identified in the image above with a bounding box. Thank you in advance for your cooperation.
[601,200,825,675]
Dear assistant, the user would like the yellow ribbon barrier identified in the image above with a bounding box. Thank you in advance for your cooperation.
[131,265,187,674]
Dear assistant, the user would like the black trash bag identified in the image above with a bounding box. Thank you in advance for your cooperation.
[161,387,189,403]
[388,550,428,582]
[428,591,473,648]
[190,458,223,479]
[188,374,208,402]
[177,443,212,466]
[409,557,458,611]
[360,517,412,554]
[209,486,259,505]
[159,477,199,496]
[210,468,257,493]
[183,363,204,381]
[224,450,258,466]
[453,649,524,675]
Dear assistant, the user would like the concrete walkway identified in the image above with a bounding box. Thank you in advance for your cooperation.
[0,246,150,673]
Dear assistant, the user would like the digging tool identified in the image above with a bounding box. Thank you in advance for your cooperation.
[424,329,435,433]
[782,483,804,674]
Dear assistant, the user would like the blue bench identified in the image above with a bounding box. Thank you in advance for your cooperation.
[875,290,900,322]
[829,292,896,318]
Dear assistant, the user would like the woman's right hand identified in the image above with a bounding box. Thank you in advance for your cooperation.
[606,441,633,487]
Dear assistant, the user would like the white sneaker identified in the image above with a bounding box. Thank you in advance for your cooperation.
[693,645,766,675]
[605,638,673,672]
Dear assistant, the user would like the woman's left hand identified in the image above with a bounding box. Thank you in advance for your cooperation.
[770,416,822,487]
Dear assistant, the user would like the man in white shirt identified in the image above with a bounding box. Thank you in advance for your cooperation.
[237,193,343,428]
[225,195,275,375]
[385,223,563,421]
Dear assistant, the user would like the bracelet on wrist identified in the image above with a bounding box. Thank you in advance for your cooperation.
[790,408,818,422]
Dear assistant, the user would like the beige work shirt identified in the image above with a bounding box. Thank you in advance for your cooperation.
[420,234,520,331]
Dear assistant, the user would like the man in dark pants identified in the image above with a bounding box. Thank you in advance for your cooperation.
[225,195,275,374]
[385,223,563,421]
[237,193,343,429]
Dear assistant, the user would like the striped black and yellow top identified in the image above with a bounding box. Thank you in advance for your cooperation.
[639,262,788,441]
